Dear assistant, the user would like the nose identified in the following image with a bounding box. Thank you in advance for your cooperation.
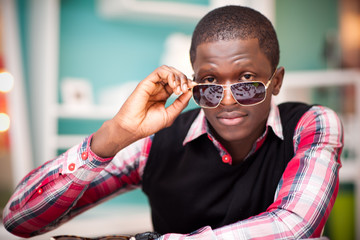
[220,86,237,106]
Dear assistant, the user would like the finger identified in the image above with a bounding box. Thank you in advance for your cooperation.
[174,75,182,95]
[146,65,174,85]
[151,66,178,93]
[145,65,190,96]
[168,68,194,93]
[164,70,182,95]
[162,66,191,94]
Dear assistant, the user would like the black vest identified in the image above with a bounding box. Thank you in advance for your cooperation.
[142,102,311,234]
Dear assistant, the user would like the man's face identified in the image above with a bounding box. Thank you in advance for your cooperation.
[192,38,281,146]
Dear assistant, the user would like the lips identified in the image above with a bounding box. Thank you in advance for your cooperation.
[217,111,248,126]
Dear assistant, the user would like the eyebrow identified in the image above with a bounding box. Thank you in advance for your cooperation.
[194,67,219,79]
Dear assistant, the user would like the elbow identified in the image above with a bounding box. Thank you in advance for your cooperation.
[273,209,325,238]
[3,219,32,238]
[2,206,38,238]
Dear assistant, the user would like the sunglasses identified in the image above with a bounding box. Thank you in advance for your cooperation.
[50,235,131,240]
[191,72,275,108]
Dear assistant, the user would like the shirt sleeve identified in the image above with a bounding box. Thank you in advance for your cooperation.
[158,105,343,240]
[2,134,151,238]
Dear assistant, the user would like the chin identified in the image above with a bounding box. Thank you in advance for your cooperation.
[215,128,248,143]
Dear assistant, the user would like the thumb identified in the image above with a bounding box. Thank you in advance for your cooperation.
[164,91,192,127]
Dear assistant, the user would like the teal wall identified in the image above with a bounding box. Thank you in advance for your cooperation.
[59,0,198,104]
[276,0,339,70]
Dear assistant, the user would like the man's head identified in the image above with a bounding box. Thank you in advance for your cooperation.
[190,5,279,72]
[188,5,284,162]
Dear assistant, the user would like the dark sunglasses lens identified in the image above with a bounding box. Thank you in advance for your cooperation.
[231,82,266,105]
[192,85,223,108]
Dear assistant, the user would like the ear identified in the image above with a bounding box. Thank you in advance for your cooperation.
[272,67,284,96]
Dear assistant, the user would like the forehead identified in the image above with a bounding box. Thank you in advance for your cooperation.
[192,39,271,72]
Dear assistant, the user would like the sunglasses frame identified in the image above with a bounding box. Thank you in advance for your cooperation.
[191,71,276,109]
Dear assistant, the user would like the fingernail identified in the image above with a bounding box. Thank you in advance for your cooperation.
[182,84,188,91]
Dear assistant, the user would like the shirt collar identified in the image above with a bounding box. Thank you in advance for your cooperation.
[268,100,284,140]
[183,109,208,145]
[183,101,284,146]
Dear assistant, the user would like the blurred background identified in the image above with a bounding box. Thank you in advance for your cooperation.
[0,0,359,239]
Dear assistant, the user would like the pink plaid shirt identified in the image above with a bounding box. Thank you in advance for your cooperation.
[3,103,343,239]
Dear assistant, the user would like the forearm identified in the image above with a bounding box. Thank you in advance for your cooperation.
[2,136,116,238]
[3,175,88,238]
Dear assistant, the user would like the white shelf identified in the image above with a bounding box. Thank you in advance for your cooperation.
[96,0,276,25]
[57,104,119,119]
[57,134,89,149]
[282,69,360,87]
[56,105,121,149]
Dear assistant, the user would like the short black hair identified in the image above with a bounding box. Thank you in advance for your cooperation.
[190,5,279,71]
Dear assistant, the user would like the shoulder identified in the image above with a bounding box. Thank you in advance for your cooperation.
[294,104,343,147]
[277,102,343,144]
[278,102,312,119]
[277,102,312,133]
[297,105,342,130]
[278,102,341,129]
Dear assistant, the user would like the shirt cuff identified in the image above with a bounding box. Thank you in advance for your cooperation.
[65,134,114,185]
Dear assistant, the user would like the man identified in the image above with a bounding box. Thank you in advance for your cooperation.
[3,5,343,239]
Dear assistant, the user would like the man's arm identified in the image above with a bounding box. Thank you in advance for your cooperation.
[3,66,193,238]
[2,135,150,238]
[158,105,343,239]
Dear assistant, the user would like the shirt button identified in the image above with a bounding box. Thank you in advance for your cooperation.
[222,155,231,164]
[68,163,76,171]
[37,188,43,194]
[81,152,88,160]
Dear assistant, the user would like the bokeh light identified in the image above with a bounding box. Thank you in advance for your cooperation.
[0,113,10,132]
[0,72,14,92]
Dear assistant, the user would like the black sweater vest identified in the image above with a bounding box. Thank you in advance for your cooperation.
[142,102,311,234]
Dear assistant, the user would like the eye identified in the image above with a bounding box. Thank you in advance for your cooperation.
[203,77,216,84]
[241,74,255,81]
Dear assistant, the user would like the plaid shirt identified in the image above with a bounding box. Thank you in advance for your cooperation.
[3,103,343,239]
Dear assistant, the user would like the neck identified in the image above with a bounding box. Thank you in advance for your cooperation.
[212,123,267,165]
[223,140,253,165]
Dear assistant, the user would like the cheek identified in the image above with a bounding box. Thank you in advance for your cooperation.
[203,109,217,124]
[251,108,268,126]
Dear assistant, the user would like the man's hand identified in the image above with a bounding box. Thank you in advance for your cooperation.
[91,65,194,157]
